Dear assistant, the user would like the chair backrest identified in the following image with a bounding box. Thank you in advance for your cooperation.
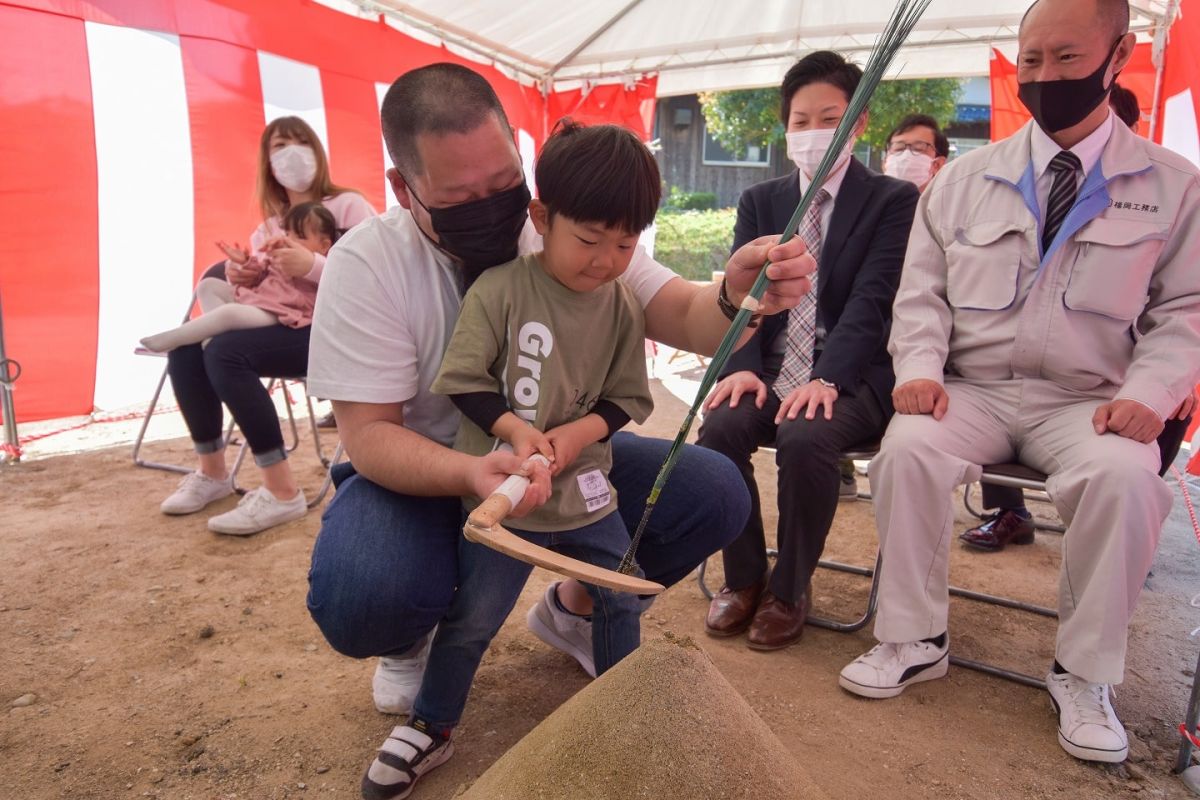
[200,260,227,283]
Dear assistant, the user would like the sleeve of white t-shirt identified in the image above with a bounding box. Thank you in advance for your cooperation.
[621,245,677,309]
[306,242,420,405]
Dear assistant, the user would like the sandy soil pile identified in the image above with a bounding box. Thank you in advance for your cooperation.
[458,633,825,800]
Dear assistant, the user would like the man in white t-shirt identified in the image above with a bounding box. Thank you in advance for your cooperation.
[305,63,816,800]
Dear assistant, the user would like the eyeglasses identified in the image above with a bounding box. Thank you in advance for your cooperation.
[887,141,935,156]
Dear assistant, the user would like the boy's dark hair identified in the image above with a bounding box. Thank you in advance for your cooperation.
[886,113,950,158]
[381,63,512,177]
[283,202,340,244]
[780,51,863,124]
[1109,82,1140,128]
[535,120,661,235]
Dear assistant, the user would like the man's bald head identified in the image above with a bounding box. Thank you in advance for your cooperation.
[1022,0,1129,41]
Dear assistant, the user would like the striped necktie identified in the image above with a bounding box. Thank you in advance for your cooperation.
[1042,150,1082,254]
[774,187,830,400]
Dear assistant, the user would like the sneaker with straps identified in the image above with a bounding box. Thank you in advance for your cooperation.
[1046,670,1128,763]
[361,723,454,800]
[839,637,950,699]
[206,486,307,535]
[160,471,233,515]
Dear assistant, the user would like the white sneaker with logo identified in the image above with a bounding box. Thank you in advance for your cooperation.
[526,582,596,678]
[839,638,950,699]
[373,633,433,716]
[206,486,306,535]
[1047,670,1128,763]
[160,471,233,515]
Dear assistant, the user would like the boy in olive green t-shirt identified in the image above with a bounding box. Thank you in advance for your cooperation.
[431,120,660,677]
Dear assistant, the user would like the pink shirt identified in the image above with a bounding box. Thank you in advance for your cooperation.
[234,191,376,327]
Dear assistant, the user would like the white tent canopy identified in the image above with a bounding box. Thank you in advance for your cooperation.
[322,0,1171,95]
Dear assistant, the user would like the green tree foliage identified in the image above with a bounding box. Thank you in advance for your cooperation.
[697,88,781,160]
[699,78,962,157]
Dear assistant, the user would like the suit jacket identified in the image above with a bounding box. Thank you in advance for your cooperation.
[722,158,918,415]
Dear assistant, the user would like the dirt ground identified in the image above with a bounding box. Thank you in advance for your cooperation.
[4,376,1200,800]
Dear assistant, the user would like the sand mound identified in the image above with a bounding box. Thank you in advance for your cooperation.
[458,633,827,800]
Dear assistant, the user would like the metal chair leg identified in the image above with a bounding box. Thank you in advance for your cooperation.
[131,362,193,475]
[1176,648,1200,775]
[309,441,344,508]
[302,387,329,468]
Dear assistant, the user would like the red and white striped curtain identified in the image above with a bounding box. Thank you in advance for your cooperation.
[0,0,656,423]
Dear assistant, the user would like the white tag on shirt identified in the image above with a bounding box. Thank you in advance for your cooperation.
[576,469,611,513]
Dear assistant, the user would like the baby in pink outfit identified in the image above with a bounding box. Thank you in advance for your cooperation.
[141,203,339,352]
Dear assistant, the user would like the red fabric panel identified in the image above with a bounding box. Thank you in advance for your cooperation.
[180,36,264,283]
[1162,0,1200,147]
[321,71,387,212]
[0,5,98,422]
[989,44,1158,142]
[546,78,659,140]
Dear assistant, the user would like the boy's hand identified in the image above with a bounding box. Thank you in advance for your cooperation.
[510,424,555,463]
[545,418,604,475]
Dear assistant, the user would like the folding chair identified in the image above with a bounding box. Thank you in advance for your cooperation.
[131,261,333,508]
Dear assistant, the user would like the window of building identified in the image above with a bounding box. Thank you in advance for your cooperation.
[701,121,772,167]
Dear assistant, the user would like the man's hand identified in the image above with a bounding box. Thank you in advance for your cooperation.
[724,235,816,316]
[705,371,768,411]
[467,449,552,519]
[263,235,316,278]
[1172,390,1198,421]
[1093,399,1164,444]
[776,380,838,424]
[893,379,949,419]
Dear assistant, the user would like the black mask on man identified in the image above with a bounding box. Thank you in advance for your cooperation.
[1018,38,1123,134]
[407,180,532,288]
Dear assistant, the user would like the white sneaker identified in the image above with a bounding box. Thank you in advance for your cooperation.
[206,486,306,535]
[526,582,596,678]
[160,471,233,515]
[373,633,433,716]
[839,638,950,699]
[1046,671,1128,763]
[361,723,454,800]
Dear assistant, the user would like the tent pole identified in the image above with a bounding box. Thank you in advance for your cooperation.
[1148,0,1180,143]
[0,289,20,463]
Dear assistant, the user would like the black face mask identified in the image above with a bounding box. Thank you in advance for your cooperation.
[1018,38,1123,134]
[408,181,532,287]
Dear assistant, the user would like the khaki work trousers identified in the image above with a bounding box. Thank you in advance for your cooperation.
[868,378,1172,685]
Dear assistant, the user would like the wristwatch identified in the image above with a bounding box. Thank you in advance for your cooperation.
[817,378,839,391]
[717,279,762,329]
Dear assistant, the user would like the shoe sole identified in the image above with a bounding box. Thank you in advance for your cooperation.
[704,619,753,638]
[838,652,949,699]
[1048,696,1129,763]
[207,505,307,536]
[746,631,803,651]
[526,605,597,678]
[162,491,234,516]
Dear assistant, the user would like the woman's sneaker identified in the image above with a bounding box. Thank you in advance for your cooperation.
[361,723,454,800]
[160,471,233,515]
[206,486,306,535]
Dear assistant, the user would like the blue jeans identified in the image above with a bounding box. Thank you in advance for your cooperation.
[306,432,749,730]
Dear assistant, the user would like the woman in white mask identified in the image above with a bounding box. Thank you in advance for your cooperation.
[881,113,948,192]
[156,116,376,536]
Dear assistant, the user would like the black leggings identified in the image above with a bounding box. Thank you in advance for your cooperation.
[166,324,310,467]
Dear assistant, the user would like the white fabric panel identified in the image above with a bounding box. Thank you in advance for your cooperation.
[517,128,537,196]
[86,22,195,412]
[1163,90,1200,168]
[258,51,329,155]
[375,81,399,209]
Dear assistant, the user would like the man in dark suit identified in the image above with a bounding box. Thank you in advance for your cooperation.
[700,50,918,650]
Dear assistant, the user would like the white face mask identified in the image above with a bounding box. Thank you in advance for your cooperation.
[270,144,318,193]
[786,128,853,180]
[884,149,936,188]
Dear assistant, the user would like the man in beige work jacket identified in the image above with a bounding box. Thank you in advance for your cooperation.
[838,0,1200,765]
